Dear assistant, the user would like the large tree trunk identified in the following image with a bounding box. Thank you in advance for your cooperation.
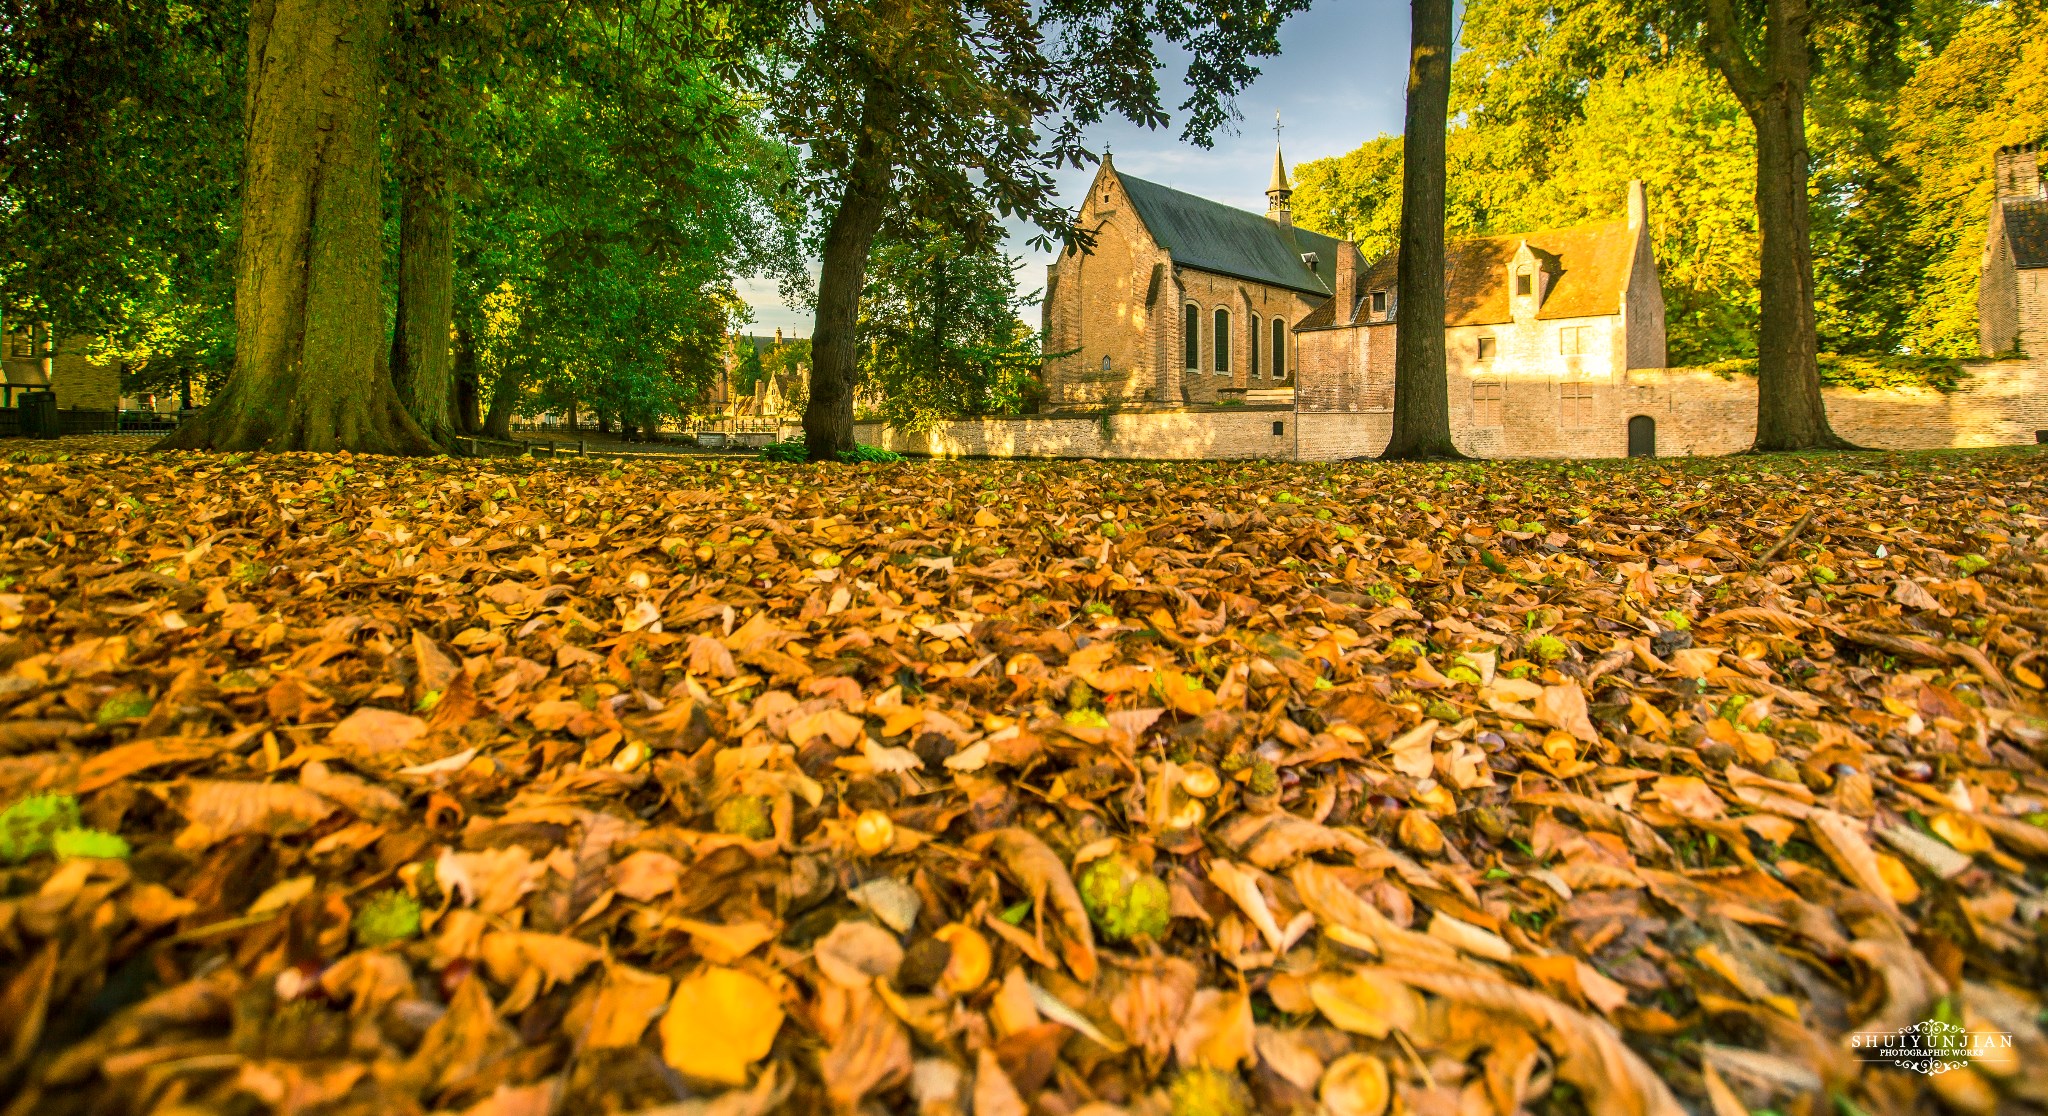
[160,0,433,454]
[1381,0,1460,461]
[391,133,457,447]
[803,93,895,462]
[1703,0,1852,452]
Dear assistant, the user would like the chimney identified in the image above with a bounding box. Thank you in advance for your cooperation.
[1627,178,1648,231]
[1335,241,1359,324]
[1995,142,2042,202]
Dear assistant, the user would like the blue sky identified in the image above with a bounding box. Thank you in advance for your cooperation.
[736,0,1418,337]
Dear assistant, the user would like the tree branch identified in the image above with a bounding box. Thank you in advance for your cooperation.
[1700,0,1766,107]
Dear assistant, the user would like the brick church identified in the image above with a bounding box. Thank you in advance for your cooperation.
[1039,149,1344,406]
[1039,143,1668,442]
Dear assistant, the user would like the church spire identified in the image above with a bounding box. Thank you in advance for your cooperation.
[1267,112,1292,227]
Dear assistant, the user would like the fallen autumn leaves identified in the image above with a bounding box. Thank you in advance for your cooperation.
[0,445,2045,1116]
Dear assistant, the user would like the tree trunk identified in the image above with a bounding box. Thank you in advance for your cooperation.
[391,130,457,447]
[804,93,896,462]
[452,324,481,435]
[159,0,433,454]
[1702,0,1851,451]
[482,359,522,440]
[1381,0,1461,460]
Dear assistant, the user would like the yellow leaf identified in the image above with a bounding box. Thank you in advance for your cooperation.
[660,966,784,1085]
[585,964,672,1049]
[1308,969,1421,1038]
[1931,812,1993,855]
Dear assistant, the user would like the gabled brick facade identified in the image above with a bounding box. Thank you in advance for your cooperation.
[1980,141,2048,358]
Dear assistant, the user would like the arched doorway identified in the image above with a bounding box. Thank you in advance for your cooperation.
[1627,415,1656,458]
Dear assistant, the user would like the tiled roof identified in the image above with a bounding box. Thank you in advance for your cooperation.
[2003,199,2048,269]
[1116,172,1342,297]
[1297,217,1640,330]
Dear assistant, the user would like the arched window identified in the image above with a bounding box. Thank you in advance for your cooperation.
[1249,314,1262,378]
[1184,305,1200,370]
[1213,308,1230,374]
[1271,318,1286,379]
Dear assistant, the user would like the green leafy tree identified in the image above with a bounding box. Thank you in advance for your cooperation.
[767,0,1311,461]
[1888,4,2048,356]
[1,0,243,385]
[858,221,1042,431]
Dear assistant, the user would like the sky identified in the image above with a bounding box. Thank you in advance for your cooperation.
[735,0,1418,338]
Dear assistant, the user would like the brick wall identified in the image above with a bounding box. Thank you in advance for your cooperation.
[1981,207,2021,355]
[50,337,120,410]
[1295,360,2048,461]
[2021,269,2048,358]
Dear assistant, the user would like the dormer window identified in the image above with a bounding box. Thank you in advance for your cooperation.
[1370,290,1387,317]
[1300,252,1319,269]
[1515,269,1533,297]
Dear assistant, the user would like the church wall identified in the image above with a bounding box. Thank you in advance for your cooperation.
[1043,172,1171,408]
[1173,269,1320,403]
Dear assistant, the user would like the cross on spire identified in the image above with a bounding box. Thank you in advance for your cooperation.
[1274,111,1284,144]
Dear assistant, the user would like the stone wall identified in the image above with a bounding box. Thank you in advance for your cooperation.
[860,360,2046,462]
[853,406,1300,461]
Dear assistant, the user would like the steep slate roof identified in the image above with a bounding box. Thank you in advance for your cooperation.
[2003,200,2048,269]
[1116,172,1341,297]
[1297,217,1639,330]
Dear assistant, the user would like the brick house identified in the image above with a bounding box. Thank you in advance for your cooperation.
[2,323,122,411]
[1293,180,1668,456]
[1980,141,2048,358]
[1040,147,1343,407]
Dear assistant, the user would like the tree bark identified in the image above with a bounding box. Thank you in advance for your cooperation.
[804,91,896,462]
[452,323,481,435]
[1381,0,1461,461]
[391,128,457,447]
[159,0,434,454]
[482,360,521,440]
[1702,0,1853,451]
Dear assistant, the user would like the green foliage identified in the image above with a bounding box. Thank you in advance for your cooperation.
[1291,0,2034,364]
[1527,635,1570,663]
[759,440,810,463]
[52,828,130,860]
[758,440,900,464]
[0,794,83,862]
[836,444,902,464]
[1077,855,1171,942]
[354,890,424,947]
[858,222,1044,431]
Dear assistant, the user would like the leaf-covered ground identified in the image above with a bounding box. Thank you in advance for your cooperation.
[1,446,2046,1116]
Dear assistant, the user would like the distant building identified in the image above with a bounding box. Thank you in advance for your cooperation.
[1040,147,1341,408]
[1,323,121,411]
[1294,179,1668,456]
[1980,140,2048,357]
